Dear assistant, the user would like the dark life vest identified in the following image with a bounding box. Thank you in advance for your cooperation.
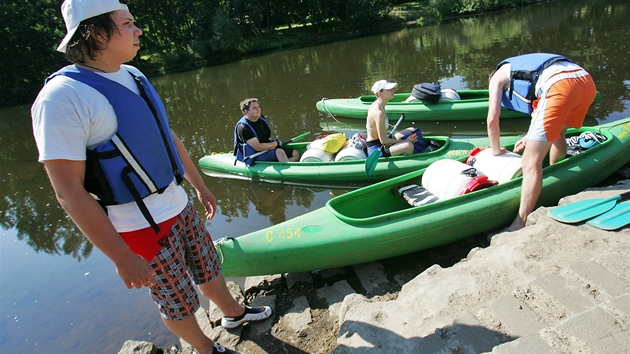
[497,53,572,114]
[233,116,273,165]
[48,66,185,232]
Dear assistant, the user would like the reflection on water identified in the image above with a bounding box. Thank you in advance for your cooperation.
[1,0,629,352]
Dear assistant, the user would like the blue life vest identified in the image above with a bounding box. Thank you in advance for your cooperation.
[233,116,276,165]
[48,66,185,232]
[497,53,572,114]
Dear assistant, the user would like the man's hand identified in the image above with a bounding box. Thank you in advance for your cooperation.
[513,138,527,153]
[491,145,507,156]
[115,253,157,289]
[197,186,217,219]
[271,138,282,148]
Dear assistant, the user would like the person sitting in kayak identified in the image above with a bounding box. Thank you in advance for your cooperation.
[366,80,418,157]
[486,53,596,232]
[234,98,299,163]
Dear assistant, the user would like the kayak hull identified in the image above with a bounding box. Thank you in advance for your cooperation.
[215,118,630,277]
[199,135,521,188]
[316,90,602,122]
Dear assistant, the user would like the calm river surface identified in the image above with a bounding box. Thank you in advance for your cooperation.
[1,0,629,352]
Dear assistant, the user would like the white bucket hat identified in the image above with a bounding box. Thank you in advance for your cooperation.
[371,80,397,94]
[57,0,129,53]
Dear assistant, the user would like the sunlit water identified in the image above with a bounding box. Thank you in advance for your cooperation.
[1,0,629,352]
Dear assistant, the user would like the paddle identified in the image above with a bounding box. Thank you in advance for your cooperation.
[243,131,311,163]
[547,190,630,223]
[586,201,630,230]
[365,113,405,177]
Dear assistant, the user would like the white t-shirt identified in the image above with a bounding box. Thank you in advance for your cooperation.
[31,64,188,232]
[502,60,584,96]
[535,60,584,96]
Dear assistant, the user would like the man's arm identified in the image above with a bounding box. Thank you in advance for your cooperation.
[487,65,509,155]
[44,159,156,289]
[237,123,278,151]
[246,137,279,151]
[171,131,217,219]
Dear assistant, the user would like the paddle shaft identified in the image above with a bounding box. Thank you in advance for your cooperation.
[243,131,310,161]
[389,113,405,137]
[617,190,630,202]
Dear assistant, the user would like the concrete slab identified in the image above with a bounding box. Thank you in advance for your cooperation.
[486,294,547,337]
[490,333,555,354]
[443,314,505,353]
[608,293,630,317]
[530,273,595,314]
[568,261,628,298]
[556,307,630,353]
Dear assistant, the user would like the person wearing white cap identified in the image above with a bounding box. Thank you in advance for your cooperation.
[30,1,271,353]
[365,79,417,157]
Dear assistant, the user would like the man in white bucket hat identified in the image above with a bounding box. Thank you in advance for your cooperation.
[31,1,271,353]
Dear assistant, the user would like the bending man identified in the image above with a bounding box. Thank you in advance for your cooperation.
[487,53,596,231]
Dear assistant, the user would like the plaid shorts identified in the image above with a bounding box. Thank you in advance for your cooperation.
[148,202,221,320]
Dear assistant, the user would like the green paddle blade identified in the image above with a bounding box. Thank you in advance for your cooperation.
[547,190,630,223]
[365,149,381,177]
[586,201,630,230]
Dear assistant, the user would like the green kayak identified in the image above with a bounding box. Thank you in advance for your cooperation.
[199,135,522,188]
[215,118,630,277]
[316,90,602,121]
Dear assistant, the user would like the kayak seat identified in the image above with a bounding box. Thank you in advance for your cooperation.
[397,184,439,207]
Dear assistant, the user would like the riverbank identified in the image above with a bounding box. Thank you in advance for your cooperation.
[118,169,630,353]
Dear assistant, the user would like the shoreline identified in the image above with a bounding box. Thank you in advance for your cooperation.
[119,171,630,354]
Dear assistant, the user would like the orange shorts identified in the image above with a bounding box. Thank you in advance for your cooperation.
[528,73,596,142]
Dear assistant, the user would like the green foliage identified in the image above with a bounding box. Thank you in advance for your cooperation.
[0,0,67,108]
[429,0,461,18]
[429,0,540,17]
[0,0,547,108]
[339,0,393,30]
[1,0,404,108]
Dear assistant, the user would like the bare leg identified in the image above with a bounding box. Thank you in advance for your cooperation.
[197,273,245,318]
[275,149,290,162]
[389,141,414,155]
[274,148,301,162]
[549,125,569,165]
[161,274,243,354]
[508,140,552,231]
[162,316,214,354]
[289,149,300,162]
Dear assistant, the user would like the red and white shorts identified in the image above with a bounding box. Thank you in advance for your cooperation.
[148,202,221,320]
[528,70,597,142]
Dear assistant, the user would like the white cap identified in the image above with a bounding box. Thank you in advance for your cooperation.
[57,0,129,53]
[371,80,397,94]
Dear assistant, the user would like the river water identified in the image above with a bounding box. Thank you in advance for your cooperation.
[1,0,629,352]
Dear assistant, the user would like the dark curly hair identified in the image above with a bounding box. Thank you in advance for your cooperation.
[240,98,259,112]
[65,0,130,63]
